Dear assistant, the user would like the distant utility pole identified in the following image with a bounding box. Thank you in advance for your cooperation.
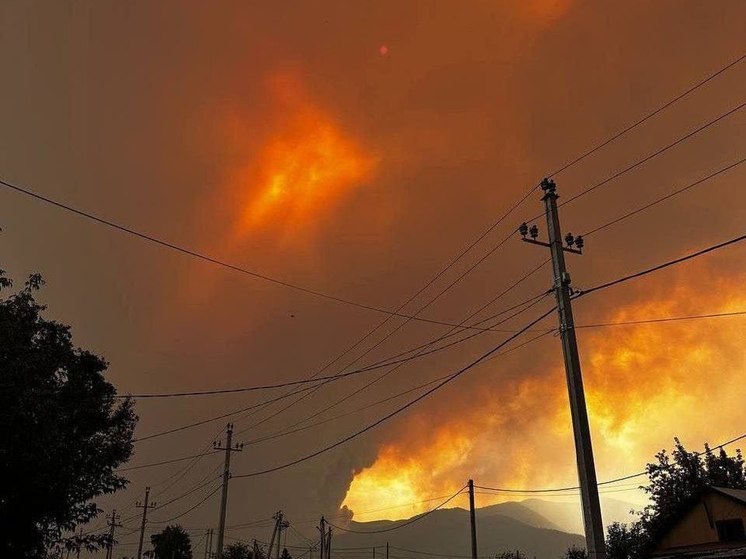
[214,423,244,559]
[204,528,213,559]
[519,178,605,559]
[136,487,157,559]
[105,509,122,559]
[386,542,389,559]
[326,527,332,559]
[318,516,326,559]
[277,516,289,559]
[268,511,288,559]
[467,480,478,559]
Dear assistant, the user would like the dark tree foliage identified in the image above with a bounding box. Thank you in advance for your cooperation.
[0,272,137,557]
[640,438,746,538]
[605,438,746,559]
[495,550,528,559]
[280,547,292,559]
[605,522,644,559]
[149,525,192,559]
[561,546,587,559]
[225,542,252,559]
[252,543,267,559]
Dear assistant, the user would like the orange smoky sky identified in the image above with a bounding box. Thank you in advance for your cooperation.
[2,0,745,541]
[161,69,379,319]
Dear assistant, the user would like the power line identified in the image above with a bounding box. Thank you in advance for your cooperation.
[547,50,746,177]
[576,233,746,298]
[0,179,412,314]
[522,100,746,225]
[0,177,532,333]
[228,232,545,439]
[195,51,738,435]
[120,303,537,400]
[231,307,557,479]
[127,294,548,448]
[242,329,554,447]
[117,452,218,472]
[475,432,746,494]
[234,273,552,439]
[148,475,220,515]
[326,486,466,534]
[150,483,222,525]
[388,546,492,559]
[126,265,547,453]
[235,291,553,441]
[472,486,642,498]
[575,309,746,329]
[560,100,746,209]
[150,434,225,497]
[235,233,745,478]
[133,385,318,442]
[583,156,746,237]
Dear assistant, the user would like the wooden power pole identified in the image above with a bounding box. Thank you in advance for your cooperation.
[105,509,122,559]
[213,423,243,559]
[468,480,478,559]
[136,487,157,559]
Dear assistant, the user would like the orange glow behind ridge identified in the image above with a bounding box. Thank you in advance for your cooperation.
[342,267,746,520]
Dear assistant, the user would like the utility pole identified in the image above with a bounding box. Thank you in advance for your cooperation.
[279,518,289,559]
[467,480,478,559]
[326,527,332,559]
[105,509,122,559]
[268,511,285,559]
[386,542,389,559]
[318,516,326,559]
[204,529,213,559]
[519,178,605,559]
[136,487,157,559]
[214,423,244,559]
[277,512,290,559]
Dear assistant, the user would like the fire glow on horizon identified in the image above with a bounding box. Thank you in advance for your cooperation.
[342,267,746,521]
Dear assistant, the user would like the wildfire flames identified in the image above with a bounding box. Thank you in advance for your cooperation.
[342,266,746,520]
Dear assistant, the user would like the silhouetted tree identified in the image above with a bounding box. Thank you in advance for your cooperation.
[605,522,645,559]
[603,438,746,559]
[562,546,587,559]
[639,438,746,541]
[252,542,267,559]
[496,550,527,559]
[225,541,252,559]
[150,525,192,559]
[280,547,292,559]
[0,272,137,557]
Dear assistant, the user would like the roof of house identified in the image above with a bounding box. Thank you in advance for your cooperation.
[654,543,746,559]
[711,487,746,505]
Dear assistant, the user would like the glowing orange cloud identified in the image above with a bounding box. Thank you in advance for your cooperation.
[342,266,746,520]
[232,73,377,239]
